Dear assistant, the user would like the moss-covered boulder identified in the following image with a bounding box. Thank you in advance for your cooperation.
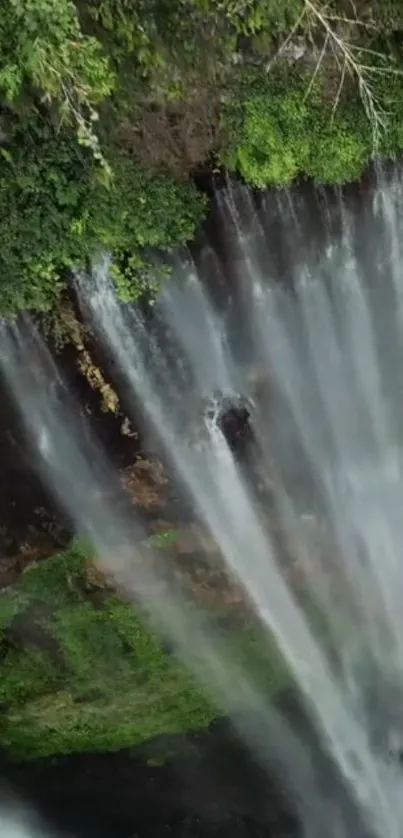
[0,541,288,761]
[0,543,214,759]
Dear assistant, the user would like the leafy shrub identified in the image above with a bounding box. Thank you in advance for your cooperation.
[200,0,303,37]
[305,117,371,184]
[84,150,207,298]
[0,112,206,315]
[221,66,378,186]
[2,0,403,316]
[0,0,114,162]
[225,88,311,186]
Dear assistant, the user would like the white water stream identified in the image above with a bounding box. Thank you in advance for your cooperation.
[3,168,403,836]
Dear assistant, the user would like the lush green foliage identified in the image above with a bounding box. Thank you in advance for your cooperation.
[0,0,114,161]
[86,151,206,300]
[0,1,209,315]
[220,56,403,187]
[0,115,92,313]
[219,0,403,186]
[1,0,403,314]
[0,110,206,313]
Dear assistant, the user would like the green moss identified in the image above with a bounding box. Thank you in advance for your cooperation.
[226,621,290,695]
[16,542,88,606]
[0,593,26,635]
[0,542,291,761]
[0,649,58,705]
[2,679,214,759]
[0,544,216,759]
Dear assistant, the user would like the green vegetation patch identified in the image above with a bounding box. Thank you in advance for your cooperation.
[0,111,206,315]
[2,1,403,317]
[218,0,403,188]
[0,541,290,761]
[0,543,214,759]
[220,61,402,187]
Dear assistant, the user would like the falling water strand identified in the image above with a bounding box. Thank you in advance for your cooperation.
[3,169,403,836]
[0,316,351,838]
[74,168,403,838]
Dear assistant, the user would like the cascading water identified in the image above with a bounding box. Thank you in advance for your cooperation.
[0,316,345,838]
[3,166,403,836]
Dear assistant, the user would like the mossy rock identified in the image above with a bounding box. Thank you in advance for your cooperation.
[0,541,289,760]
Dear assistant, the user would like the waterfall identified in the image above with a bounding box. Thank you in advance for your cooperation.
[0,317,347,838]
[3,168,403,835]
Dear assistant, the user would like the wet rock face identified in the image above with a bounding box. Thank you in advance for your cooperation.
[1,719,297,838]
[203,391,254,453]
[0,696,378,838]
[182,390,254,456]
[0,392,70,581]
[216,400,252,453]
